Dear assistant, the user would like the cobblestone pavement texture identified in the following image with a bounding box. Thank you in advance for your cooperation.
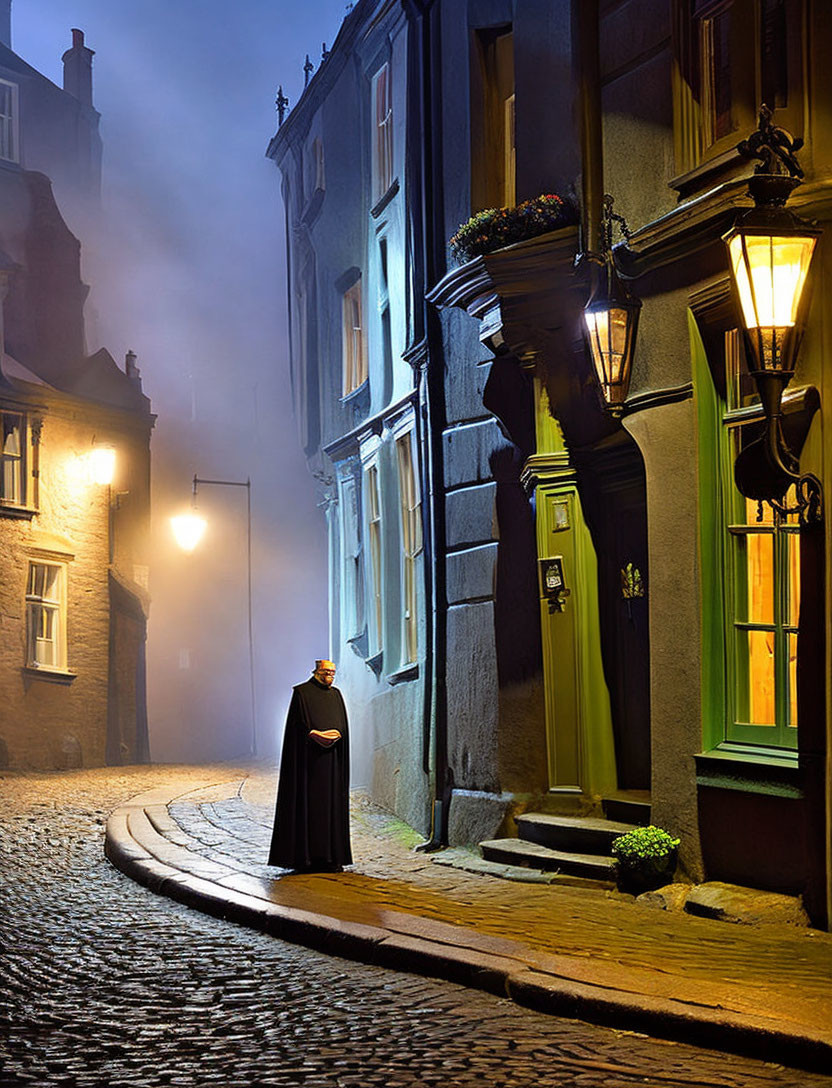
[2,765,831,1088]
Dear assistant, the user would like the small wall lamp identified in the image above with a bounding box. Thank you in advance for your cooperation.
[581,195,641,416]
[724,105,822,524]
[88,444,116,486]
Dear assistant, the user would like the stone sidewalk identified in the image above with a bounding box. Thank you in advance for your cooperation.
[104,764,832,1073]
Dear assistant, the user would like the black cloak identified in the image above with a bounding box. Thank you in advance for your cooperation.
[268,677,352,870]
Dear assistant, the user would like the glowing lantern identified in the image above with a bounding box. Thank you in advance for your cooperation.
[170,511,207,551]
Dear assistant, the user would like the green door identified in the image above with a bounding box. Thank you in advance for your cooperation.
[537,482,617,797]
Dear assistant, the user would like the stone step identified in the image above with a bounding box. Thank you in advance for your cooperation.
[479,837,617,882]
[601,794,651,826]
[515,812,635,855]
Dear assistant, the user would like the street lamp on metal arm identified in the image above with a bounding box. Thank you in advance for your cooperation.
[170,474,257,757]
[724,105,822,525]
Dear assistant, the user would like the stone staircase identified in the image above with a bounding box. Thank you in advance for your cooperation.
[478,795,650,887]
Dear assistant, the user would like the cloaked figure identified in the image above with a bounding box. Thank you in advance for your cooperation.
[268,659,352,872]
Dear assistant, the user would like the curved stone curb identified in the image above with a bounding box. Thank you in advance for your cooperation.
[104,787,832,1074]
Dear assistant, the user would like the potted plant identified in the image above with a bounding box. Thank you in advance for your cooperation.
[449,193,577,264]
[611,825,680,895]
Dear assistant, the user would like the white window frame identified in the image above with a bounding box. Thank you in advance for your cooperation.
[372,63,393,203]
[26,559,69,672]
[342,278,367,396]
[338,471,364,640]
[0,78,19,164]
[392,420,422,666]
[361,437,384,657]
[1,409,27,507]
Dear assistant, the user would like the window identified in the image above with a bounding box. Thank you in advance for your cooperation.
[342,279,367,395]
[1,411,24,504]
[378,238,394,387]
[340,474,364,639]
[695,0,735,146]
[675,0,803,180]
[304,136,325,203]
[365,462,383,654]
[0,78,18,164]
[26,561,67,671]
[471,26,515,210]
[395,429,422,665]
[722,331,798,749]
[372,63,393,202]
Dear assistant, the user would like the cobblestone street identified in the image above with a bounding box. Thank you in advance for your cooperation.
[2,766,831,1088]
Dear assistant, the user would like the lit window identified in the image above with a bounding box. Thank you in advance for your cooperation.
[365,463,383,654]
[0,78,18,164]
[723,330,797,748]
[26,561,67,671]
[342,279,367,395]
[372,63,393,202]
[395,430,422,665]
[1,411,25,506]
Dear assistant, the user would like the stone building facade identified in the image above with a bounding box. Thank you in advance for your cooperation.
[271,0,832,928]
[0,20,153,771]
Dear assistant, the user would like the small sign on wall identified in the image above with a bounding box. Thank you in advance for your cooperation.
[539,556,570,613]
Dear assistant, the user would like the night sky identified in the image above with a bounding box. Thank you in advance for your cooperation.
[14,1,350,762]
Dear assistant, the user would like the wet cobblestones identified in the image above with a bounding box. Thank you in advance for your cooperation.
[2,766,830,1088]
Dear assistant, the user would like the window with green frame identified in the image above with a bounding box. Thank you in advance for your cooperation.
[721,329,798,750]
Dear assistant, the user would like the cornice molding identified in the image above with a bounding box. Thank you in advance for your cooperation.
[617,176,832,281]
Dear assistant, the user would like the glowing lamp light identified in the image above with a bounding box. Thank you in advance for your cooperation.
[584,295,641,413]
[170,511,207,551]
[725,223,819,374]
[88,446,116,486]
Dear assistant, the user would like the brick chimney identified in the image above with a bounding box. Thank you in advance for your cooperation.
[62,28,95,107]
[0,1,11,49]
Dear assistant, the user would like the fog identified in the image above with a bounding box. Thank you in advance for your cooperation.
[15,1,349,761]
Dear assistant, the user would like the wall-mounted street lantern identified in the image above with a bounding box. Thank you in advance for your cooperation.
[724,105,822,524]
[581,195,641,415]
[88,444,116,487]
[171,474,257,757]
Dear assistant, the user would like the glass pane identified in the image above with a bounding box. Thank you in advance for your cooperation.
[788,631,798,728]
[2,458,18,502]
[2,414,21,454]
[736,628,776,725]
[744,494,773,526]
[30,604,57,666]
[736,533,774,624]
[761,0,788,109]
[787,531,800,628]
[705,6,732,141]
[28,563,44,597]
[730,234,816,329]
[42,565,60,602]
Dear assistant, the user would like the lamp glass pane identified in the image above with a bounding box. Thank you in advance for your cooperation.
[729,233,816,329]
[584,306,629,393]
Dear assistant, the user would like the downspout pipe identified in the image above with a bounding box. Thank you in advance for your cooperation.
[405,0,450,849]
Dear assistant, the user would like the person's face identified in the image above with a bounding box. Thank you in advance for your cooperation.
[315,664,336,687]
